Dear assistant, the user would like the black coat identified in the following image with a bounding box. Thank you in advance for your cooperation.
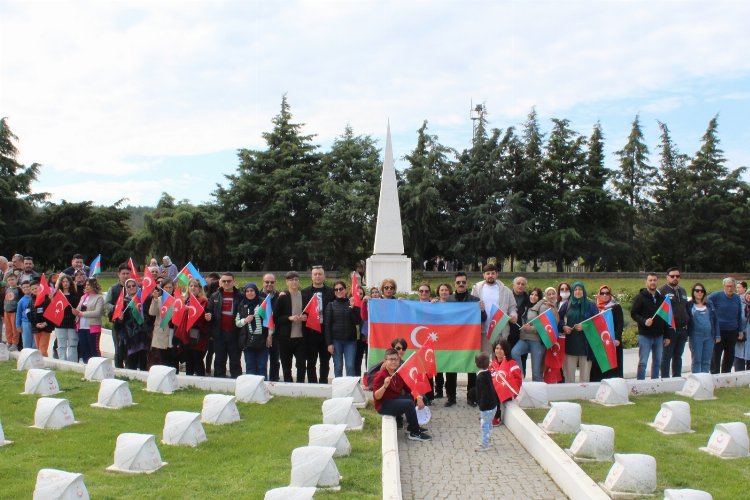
[324,297,361,345]
[206,288,244,337]
[631,288,668,339]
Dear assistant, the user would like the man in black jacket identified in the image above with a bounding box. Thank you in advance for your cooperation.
[260,273,281,381]
[204,272,244,378]
[301,265,335,383]
[104,263,131,368]
[660,267,689,377]
[631,273,669,380]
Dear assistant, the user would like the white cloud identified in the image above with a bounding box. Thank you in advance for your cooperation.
[2,0,749,200]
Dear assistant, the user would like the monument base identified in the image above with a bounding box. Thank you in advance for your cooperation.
[366,254,412,294]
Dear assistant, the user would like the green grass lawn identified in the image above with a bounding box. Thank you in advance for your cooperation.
[525,387,750,499]
[0,363,381,499]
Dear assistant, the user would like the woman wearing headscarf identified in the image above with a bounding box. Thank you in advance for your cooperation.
[120,278,148,370]
[558,281,598,382]
[237,282,269,378]
[589,284,625,380]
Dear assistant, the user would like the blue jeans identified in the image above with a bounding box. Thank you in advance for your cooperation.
[56,327,79,362]
[332,339,357,378]
[243,348,269,379]
[637,335,663,380]
[480,407,496,447]
[690,334,714,374]
[511,339,546,382]
[661,327,688,377]
[21,322,36,349]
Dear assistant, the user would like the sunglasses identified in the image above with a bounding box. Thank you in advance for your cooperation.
[264,280,275,284]
[383,285,395,290]
[334,287,346,292]
[418,289,430,293]
[394,346,404,351]
[668,274,681,279]
[694,289,705,293]
[599,291,611,296]
[220,279,233,283]
[455,280,466,285]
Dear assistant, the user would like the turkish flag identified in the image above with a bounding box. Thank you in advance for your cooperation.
[397,343,434,397]
[43,289,71,326]
[35,274,50,307]
[128,257,142,285]
[543,336,565,383]
[112,287,125,321]
[303,294,322,332]
[412,338,437,377]
[185,293,205,331]
[351,272,363,308]
[141,265,156,299]
[171,294,186,328]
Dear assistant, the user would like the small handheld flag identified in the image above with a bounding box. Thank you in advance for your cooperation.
[160,290,176,328]
[185,293,205,331]
[177,261,207,287]
[126,295,144,325]
[653,294,676,329]
[43,289,71,327]
[112,288,125,321]
[303,294,322,333]
[88,254,102,277]
[256,295,275,330]
[528,308,558,348]
[35,274,50,307]
[141,265,156,299]
[581,308,618,372]
[486,304,509,343]
[351,272,363,308]
[128,258,141,285]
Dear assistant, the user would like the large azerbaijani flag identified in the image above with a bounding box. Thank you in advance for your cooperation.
[367,299,481,373]
[580,308,618,372]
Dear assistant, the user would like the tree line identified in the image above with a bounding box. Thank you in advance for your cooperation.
[1,97,748,274]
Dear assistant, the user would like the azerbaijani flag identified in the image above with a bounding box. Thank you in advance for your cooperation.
[581,308,618,372]
[529,308,558,348]
[88,254,101,277]
[368,299,481,373]
[256,294,275,330]
[126,294,144,325]
[653,294,676,328]
[486,303,510,343]
[160,290,176,328]
[176,261,207,287]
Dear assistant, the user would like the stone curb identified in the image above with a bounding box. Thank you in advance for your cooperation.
[381,416,402,500]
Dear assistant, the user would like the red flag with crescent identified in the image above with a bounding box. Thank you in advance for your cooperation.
[303,294,322,333]
[43,289,71,326]
[112,287,125,321]
[351,272,363,308]
[396,345,433,397]
[141,265,156,299]
[35,274,50,307]
[543,336,565,383]
[412,338,437,377]
[128,257,142,285]
[171,294,186,328]
[185,293,205,331]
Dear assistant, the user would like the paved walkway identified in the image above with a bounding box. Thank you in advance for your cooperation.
[399,399,566,500]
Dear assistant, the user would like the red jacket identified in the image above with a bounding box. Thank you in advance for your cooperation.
[490,357,523,402]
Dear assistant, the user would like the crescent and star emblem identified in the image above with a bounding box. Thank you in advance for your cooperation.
[409,326,428,348]
[55,303,64,314]
[544,324,555,336]
[409,367,418,382]
[424,348,435,363]
[188,305,197,316]
[600,330,612,346]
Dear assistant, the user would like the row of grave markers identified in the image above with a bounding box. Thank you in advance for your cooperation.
[1,347,369,500]
[516,375,750,499]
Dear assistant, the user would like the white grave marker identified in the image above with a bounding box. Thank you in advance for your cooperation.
[322,397,364,430]
[699,422,749,459]
[649,401,693,434]
[290,445,340,490]
[33,469,89,500]
[17,348,44,370]
[162,411,207,447]
[201,394,240,425]
[0,342,9,361]
[235,375,272,404]
[107,433,167,474]
[145,365,178,394]
[602,453,657,496]
[331,376,366,407]
[516,381,549,409]
[309,424,351,457]
[32,398,77,429]
[84,357,114,381]
[566,424,615,461]
[0,416,12,445]
[663,489,713,500]
[264,486,316,500]
[541,402,581,434]
[23,369,61,396]
[592,378,632,406]
[91,379,134,409]
[676,373,716,400]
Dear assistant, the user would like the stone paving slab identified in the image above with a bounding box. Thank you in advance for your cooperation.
[399,398,567,500]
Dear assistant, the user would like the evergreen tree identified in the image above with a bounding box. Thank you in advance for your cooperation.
[317,125,381,269]
[0,117,46,253]
[540,118,586,272]
[576,123,624,270]
[518,108,548,271]
[215,96,322,270]
[613,115,655,270]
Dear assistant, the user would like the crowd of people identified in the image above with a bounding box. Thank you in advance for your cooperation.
[2,253,749,448]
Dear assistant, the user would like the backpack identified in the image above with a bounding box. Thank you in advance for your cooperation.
[364,361,384,390]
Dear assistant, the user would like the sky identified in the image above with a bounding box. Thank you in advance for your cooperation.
[2,0,749,207]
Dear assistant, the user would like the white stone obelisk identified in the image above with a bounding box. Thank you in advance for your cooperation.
[366,122,412,293]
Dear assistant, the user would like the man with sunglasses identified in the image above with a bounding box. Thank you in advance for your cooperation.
[445,272,487,407]
[301,265,335,383]
[260,273,280,382]
[205,273,244,378]
[660,267,690,377]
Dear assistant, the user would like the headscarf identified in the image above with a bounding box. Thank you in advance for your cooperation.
[242,282,262,330]
[596,284,618,311]
[124,278,139,299]
[162,256,173,266]
[566,281,591,325]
